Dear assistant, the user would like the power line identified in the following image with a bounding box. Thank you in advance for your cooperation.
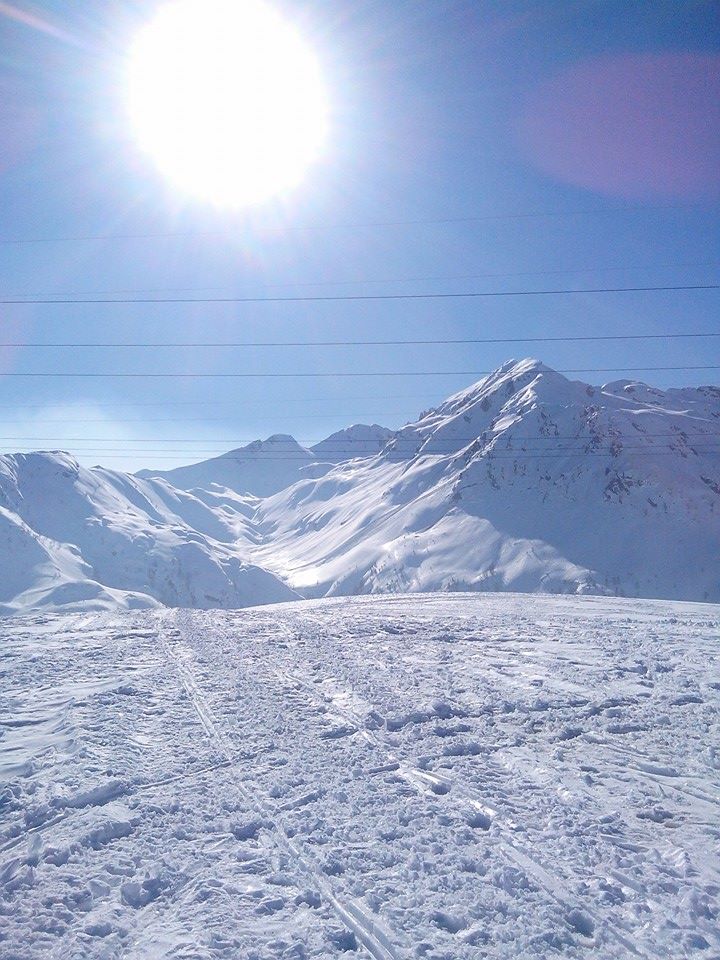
[0,416,698,425]
[2,259,717,299]
[0,395,434,409]
[2,283,718,306]
[1,432,714,445]
[5,448,716,460]
[2,365,719,379]
[5,444,718,452]
[0,204,702,245]
[4,449,716,462]
[2,332,718,348]
[0,414,411,424]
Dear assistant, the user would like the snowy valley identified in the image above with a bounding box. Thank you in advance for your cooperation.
[2,361,719,958]
[1,359,718,615]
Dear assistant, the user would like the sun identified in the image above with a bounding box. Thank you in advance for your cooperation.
[126,0,329,207]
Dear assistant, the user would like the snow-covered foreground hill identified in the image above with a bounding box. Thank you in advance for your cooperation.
[2,359,718,614]
[2,594,718,958]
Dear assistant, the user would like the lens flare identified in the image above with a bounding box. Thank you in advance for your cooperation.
[518,52,720,201]
[126,0,329,207]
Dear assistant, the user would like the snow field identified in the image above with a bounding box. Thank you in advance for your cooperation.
[1,593,718,958]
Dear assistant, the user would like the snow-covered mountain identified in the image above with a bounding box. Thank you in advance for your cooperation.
[0,452,296,615]
[310,423,394,461]
[138,425,394,496]
[254,359,719,602]
[1,359,718,614]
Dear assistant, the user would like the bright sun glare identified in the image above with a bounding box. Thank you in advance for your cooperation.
[127,0,328,207]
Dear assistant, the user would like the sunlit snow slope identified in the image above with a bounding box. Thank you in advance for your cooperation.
[0,452,296,614]
[2,594,718,958]
[1,360,718,614]
[255,359,720,602]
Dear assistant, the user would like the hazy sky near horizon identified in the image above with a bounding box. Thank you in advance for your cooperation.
[0,0,718,471]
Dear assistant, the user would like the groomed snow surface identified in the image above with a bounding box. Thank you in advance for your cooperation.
[2,593,718,958]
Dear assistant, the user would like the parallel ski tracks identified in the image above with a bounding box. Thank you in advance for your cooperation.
[272,654,652,960]
[159,614,406,960]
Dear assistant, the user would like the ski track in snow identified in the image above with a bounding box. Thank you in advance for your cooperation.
[1,593,719,958]
[158,619,402,960]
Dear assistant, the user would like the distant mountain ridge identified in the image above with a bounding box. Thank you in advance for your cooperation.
[1,359,718,614]
[137,424,394,496]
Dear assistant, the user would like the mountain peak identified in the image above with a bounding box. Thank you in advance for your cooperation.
[264,434,302,446]
[440,358,557,410]
[499,356,551,376]
[311,424,394,462]
[235,434,304,454]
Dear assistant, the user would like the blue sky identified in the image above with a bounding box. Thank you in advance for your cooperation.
[0,0,718,470]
